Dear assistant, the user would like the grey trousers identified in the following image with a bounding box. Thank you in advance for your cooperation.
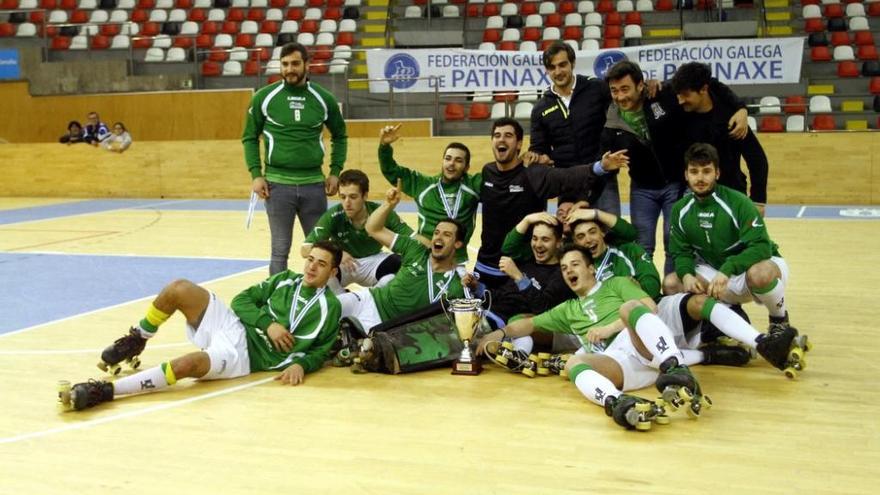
[265,181,327,275]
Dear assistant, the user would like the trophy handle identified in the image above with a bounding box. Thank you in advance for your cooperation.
[483,290,492,312]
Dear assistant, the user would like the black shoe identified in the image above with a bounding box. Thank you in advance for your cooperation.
[608,394,669,431]
[702,343,751,367]
[98,328,148,374]
[71,380,114,411]
[756,326,797,370]
[768,312,792,334]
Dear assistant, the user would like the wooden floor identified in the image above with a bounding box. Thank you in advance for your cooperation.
[0,197,878,494]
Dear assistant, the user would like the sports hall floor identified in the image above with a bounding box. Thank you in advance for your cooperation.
[0,197,878,494]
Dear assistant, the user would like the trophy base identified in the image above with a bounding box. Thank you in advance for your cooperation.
[451,359,482,376]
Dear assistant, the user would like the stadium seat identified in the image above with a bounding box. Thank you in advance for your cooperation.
[578,0,595,12]
[0,23,16,37]
[636,0,653,10]
[286,8,303,19]
[603,38,621,48]
[543,26,560,39]
[625,11,642,24]
[266,7,283,20]
[785,115,805,132]
[783,95,806,113]
[758,96,781,113]
[803,18,824,32]
[583,25,601,39]
[758,116,783,132]
[519,40,537,51]
[545,13,562,26]
[606,11,622,24]
[110,34,129,48]
[502,27,520,41]
[520,2,537,15]
[297,31,314,45]
[833,45,855,61]
[863,60,880,76]
[500,2,517,15]
[810,46,832,61]
[538,1,555,14]
[483,3,500,16]
[584,12,602,25]
[319,19,337,32]
[846,2,865,16]
[858,45,879,61]
[222,60,242,75]
[442,5,459,16]
[869,2,880,16]
[596,0,614,12]
[807,32,828,47]
[623,24,642,38]
[605,24,622,37]
[824,3,844,17]
[144,47,165,61]
[166,46,186,60]
[563,12,582,26]
[854,31,874,47]
[827,17,846,31]
[478,41,496,51]
[444,103,466,121]
[560,1,577,14]
[618,0,634,11]
[811,115,836,130]
[870,77,880,94]
[514,101,533,119]
[829,31,849,46]
[809,95,833,113]
[581,38,599,50]
[849,16,869,31]
[490,102,508,119]
[655,0,673,10]
[498,40,517,50]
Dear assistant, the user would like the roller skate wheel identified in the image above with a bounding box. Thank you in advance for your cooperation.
[634,402,652,413]
[128,356,141,370]
[522,367,536,378]
[784,367,797,379]
[97,361,109,372]
[687,403,701,419]
[677,387,694,402]
[559,370,568,378]
[655,415,670,425]
[57,381,72,410]
[701,395,713,409]
[788,347,804,363]
[338,348,351,359]
[537,352,551,360]
[108,364,122,376]
[635,421,651,431]
[537,367,550,376]
[528,354,541,364]
[500,341,515,351]
[495,354,509,366]
[661,389,681,409]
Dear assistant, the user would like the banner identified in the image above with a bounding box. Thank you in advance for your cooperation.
[365,37,804,93]
[0,49,21,80]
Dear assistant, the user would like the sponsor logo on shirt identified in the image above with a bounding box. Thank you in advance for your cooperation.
[290,101,305,110]
[484,182,494,188]
[509,185,524,193]
[287,96,305,101]
[542,105,559,117]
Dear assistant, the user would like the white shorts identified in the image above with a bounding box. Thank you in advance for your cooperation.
[186,293,251,380]
[657,293,704,350]
[695,256,789,304]
[600,306,688,392]
[337,288,383,333]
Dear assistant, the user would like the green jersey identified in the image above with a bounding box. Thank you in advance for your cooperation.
[593,243,661,301]
[231,270,341,374]
[242,80,348,185]
[378,143,481,261]
[304,201,414,259]
[532,277,648,349]
[669,185,780,279]
[370,234,465,322]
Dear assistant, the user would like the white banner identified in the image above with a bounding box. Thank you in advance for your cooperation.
[365,37,804,93]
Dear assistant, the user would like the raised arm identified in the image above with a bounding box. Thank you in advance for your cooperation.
[365,180,403,249]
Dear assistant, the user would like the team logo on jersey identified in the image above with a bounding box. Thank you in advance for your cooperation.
[509,185,524,193]
[593,51,627,80]
[751,218,764,228]
[650,102,666,120]
[384,53,420,90]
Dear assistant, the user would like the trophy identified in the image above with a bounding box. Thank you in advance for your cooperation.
[442,296,486,375]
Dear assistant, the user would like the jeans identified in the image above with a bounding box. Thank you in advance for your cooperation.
[629,181,685,275]
[265,181,327,275]
[594,174,621,216]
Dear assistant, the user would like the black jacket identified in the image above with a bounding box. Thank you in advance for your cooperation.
[529,75,611,167]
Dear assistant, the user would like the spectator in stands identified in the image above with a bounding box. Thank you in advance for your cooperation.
[671,62,768,213]
[528,41,618,215]
[83,111,111,146]
[242,42,348,275]
[59,120,85,144]
[102,122,133,153]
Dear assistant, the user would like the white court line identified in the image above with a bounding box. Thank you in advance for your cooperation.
[18,251,266,262]
[0,342,188,355]
[0,264,268,339]
[0,199,191,227]
[0,376,275,445]
[796,206,807,218]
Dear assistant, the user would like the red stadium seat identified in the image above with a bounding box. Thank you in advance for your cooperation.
[173,36,192,48]
[482,3,499,16]
[300,19,318,33]
[560,1,576,14]
[59,0,74,8]
[196,33,213,47]
[251,47,270,60]
[855,31,874,46]
[469,103,490,120]
[141,22,160,36]
[308,0,323,6]
[483,28,500,43]
[328,0,343,6]
[1,0,16,9]
[606,12,622,25]
[260,20,279,33]
[100,24,120,36]
[324,7,341,20]
[312,45,332,59]
[40,0,55,8]
[870,2,880,16]
[51,36,70,49]
[132,37,151,48]
[603,38,621,48]
[540,39,555,50]
[466,4,480,17]
[201,21,218,34]
[830,32,849,46]
[545,13,562,27]
[201,61,221,76]
[227,8,245,22]
[222,21,239,34]
[235,33,253,47]
[625,12,642,25]
[69,10,88,23]
[444,103,466,121]
[759,116,783,132]
[823,4,844,18]
[247,9,265,21]
[520,2,537,15]
[244,60,260,75]
[286,8,303,20]
[270,0,285,6]
[604,25,622,37]
[810,46,832,62]
[188,8,205,21]
[563,26,581,40]
[136,0,154,8]
[838,61,860,77]
[655,0,674,10]
[309,62,328,73]
[91,35,110,49]
[208,50,227,61]
[336,31,353,44]
[596,0,614,13]
[0,24,14,37]
[870,77,880,95]
[131,9,148,22]
[29,10,45,23]
[858,45,879,61]
[811,115,836,130]
[498,40,517,50]
[803,18,824,32]
[522,27,540,41]
[176,0,191,7]
[783,95,806,114]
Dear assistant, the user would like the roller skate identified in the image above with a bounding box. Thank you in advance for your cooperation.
[484,341,541,377]
[701,343,752,367]
[536,353,570,377]
[349,338,375,374]
[604,394,670,431]
[57,379,114,411]
[756,324,812,379]
[655,357,712,419]
[331,318,367,367]
[97,327,147,375]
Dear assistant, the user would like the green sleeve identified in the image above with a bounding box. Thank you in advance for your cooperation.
[501,228,534,262]
[718,201,773,276]
[669,205,697,280]
[387,210,415,238]
[230,271,291,332]
[466,171,483,192]
[606,217,638,244]
[241,94,265,180]
[290,299,341,374]
[378,143,432,197]
[390,233,421,258]
[628,246,662,300]
[610,276,650,302]
[304,210,333,244]
[532,302,574,334]
[324,91,348,176]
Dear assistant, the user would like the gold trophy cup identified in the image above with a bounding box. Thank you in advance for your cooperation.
[444,297,484,375]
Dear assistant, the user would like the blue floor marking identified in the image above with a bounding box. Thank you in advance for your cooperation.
[0,253,266,335]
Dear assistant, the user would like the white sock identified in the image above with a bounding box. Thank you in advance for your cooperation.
[574,369,621,407]
[752,278,787,318]
[135,326,156,339]
[633,312,683,368]
[680,349,705,366]
[112,365,170,396]
[709,303,760,348]
[512,336,533,354]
